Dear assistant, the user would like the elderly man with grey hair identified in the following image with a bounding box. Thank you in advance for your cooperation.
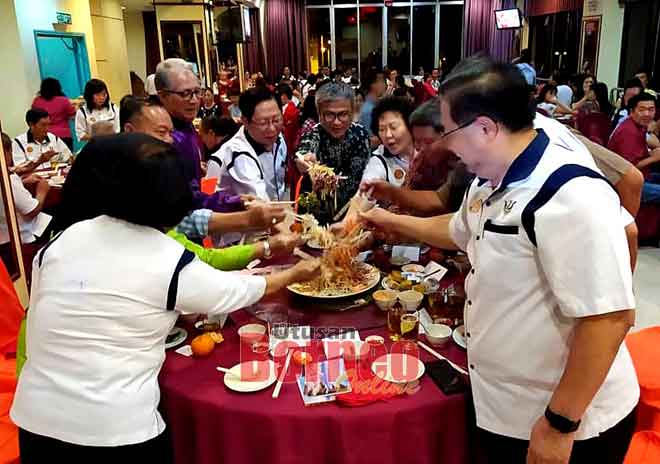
[155,58,242,212]
[295,82,371,223]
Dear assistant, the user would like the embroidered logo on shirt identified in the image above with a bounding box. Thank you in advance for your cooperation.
[469,198,483,213]
[504,200,516,214]
[90,117,96,123]
[26,146,33,153]
[394,168,405,180]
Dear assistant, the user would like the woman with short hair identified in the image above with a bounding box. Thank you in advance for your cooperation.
[11,134,319,462]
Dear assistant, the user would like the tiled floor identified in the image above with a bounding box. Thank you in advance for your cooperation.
[632,247,660,331]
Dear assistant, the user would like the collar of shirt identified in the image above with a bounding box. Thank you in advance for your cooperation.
[26,130,50,145]
[244,127,268,154]
[478,129,549,194]
[172,116,194,131]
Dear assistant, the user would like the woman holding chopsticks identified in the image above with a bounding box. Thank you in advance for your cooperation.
[11,134,320,462]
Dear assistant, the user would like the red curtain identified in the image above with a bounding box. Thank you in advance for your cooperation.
[463,0,516,62]
[244,9,266,75]
[527,0,583,16]
[265,0,308,77]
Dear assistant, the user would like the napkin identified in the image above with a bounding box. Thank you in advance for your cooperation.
[336,363,414,407]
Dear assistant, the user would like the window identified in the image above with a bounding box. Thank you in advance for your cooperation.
[307,8,332,74]
[412,5,436,75]
[335,8,359,71]
[387,6,411,75]
[360,6,383,74]
[438,4,463,76]
[305,1,464,79]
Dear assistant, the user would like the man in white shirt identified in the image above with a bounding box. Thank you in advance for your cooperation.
[360,57,638,463]
[214,86,287,201]
[12,109,73,173]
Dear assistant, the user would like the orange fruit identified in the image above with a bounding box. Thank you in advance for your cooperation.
[191,333,216,357]
[293,351,312,366]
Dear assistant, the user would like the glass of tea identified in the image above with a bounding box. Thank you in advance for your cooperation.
[388,301,420,341]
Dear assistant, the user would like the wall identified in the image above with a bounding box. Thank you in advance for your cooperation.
[124,11,148,81]
[591,1,624,90]
[0,1,34,137]
[90,0,132,101]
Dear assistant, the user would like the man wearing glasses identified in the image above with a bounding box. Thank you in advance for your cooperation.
[155,58,242,212]
[214,86,287,202]
[361,57,638,463]
[295,82,371,223]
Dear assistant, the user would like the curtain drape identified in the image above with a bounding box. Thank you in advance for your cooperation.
[244,9,266,75]
[463,0,517,62]
[264,0,308,78]
[527,0,582,17]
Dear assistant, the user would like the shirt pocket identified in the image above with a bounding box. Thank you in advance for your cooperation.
[483,219,519,236]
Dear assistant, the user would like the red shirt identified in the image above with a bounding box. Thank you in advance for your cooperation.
[32,96,76,139]
[607,117,648,171]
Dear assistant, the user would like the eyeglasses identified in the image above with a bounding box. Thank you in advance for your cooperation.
[163,88,203,101]
[251,117,284,129]
[440,118,477,139]
[322,111,352,123]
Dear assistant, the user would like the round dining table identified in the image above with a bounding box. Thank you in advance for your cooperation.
[159,258,477,464]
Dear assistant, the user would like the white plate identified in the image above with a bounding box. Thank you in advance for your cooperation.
[165,327,187,349]
[372,353,425,384]
[287,263,381,299]
[453,325,467,349]
[222,360,278,393]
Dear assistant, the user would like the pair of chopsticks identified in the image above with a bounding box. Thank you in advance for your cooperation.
[417,341,469,376]
[272,349,293,398]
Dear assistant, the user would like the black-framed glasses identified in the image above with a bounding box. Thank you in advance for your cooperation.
[322,111,352,123]
[440,118,477,139]
[163,88,203,101]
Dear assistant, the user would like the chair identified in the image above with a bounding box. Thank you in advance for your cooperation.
[626,327,660,432]
[625,431,660,463]
[636,204,660,246]
[575,111,612,146]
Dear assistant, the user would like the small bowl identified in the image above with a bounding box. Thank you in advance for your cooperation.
[398,290,424,311]
[401,264,424,273]
[424,323,452,347]
[373,289,398,311]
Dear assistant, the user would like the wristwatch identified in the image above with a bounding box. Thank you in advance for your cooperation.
[262,239,273,260]
[545,407,581,433]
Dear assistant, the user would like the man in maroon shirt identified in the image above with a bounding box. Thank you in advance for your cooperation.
[608,93,660,203]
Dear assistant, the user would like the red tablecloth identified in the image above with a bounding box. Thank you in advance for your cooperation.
[159,294,475,464]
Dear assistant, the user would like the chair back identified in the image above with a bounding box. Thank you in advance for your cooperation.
[576,111,612,145]
[201,177,218,194]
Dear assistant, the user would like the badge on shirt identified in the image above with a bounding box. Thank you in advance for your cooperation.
[394,168,405,180]
[90,117,96,123]
[504,200,516,214]
[469,198,483,213]
[26,146,33,153]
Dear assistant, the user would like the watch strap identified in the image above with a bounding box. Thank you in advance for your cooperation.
[545,406,580,433]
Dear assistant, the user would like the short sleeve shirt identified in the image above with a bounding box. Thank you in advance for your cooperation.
[448,129,638,440]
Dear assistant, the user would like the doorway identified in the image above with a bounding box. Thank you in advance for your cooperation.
[34,30,91,151]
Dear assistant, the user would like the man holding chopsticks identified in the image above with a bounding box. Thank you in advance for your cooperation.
[360,56,638,464]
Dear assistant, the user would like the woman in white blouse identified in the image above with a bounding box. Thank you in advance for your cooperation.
[10,134,319,462]
[75,78,120,141]
[360,96,416,188]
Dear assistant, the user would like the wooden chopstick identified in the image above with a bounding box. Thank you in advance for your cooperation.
[417,340,469,376]
[272,349,293,398]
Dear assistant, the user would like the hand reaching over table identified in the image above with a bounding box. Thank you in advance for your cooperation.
[360,179,396,204]
[264,258,321,295]
[268,232,304,257]
[295,152,317,174]
[246,203,287,229]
